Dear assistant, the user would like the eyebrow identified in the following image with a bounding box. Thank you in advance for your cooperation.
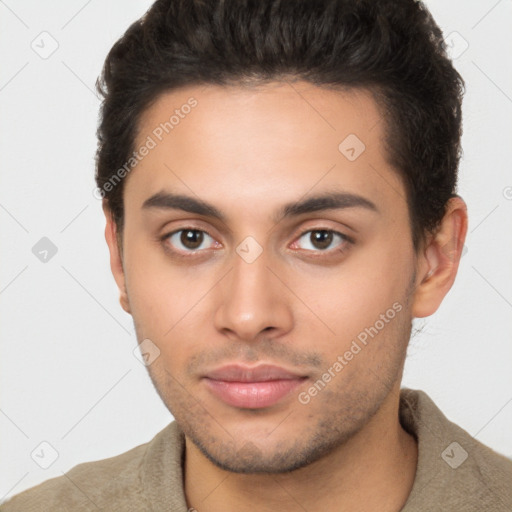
[142,190,379,224]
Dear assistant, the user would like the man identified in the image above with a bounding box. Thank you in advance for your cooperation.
[2,0,511,510]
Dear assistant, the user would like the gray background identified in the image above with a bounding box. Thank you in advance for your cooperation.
[1,0,511,501]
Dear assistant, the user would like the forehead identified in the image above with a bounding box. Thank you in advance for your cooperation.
[136,81,384,156]
[127,81,405,220]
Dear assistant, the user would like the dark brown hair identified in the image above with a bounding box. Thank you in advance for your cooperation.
[95,0,465,250]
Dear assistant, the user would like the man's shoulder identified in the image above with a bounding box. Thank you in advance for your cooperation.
[453,424,512,510]
[1,443,148,512]
[0,422,184,512]
[400,388,512,511]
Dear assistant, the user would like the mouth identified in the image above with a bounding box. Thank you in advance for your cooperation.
[202,364,308,409]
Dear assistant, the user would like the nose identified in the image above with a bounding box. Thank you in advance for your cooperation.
[213,244,293,342]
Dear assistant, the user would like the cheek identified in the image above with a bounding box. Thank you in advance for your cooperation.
[294,242,412,346]
[123,242,215,366]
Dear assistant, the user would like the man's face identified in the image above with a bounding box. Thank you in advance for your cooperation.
[111,81,421,473]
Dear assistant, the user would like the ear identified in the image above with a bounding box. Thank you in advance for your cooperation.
[411,196,468,318]
[103,201,131,314]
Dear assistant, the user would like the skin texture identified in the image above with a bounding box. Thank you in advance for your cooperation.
[103,81,468,511]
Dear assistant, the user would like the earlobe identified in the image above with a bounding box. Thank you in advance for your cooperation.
[102,201,132,315]
[411,196,468,318]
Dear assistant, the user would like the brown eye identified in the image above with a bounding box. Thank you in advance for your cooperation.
[180,229,204,249]
[310,230,333,250]
[295,229,349,252]
[164,229,215,253]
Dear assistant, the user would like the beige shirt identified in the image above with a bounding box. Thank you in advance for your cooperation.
[2,388,511,511]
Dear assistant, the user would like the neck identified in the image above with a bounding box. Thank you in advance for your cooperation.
[184,383,418,512]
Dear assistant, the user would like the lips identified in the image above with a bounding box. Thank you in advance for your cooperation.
[203,364,307,409]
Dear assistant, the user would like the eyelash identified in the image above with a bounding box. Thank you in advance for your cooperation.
[160,226,354,259]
